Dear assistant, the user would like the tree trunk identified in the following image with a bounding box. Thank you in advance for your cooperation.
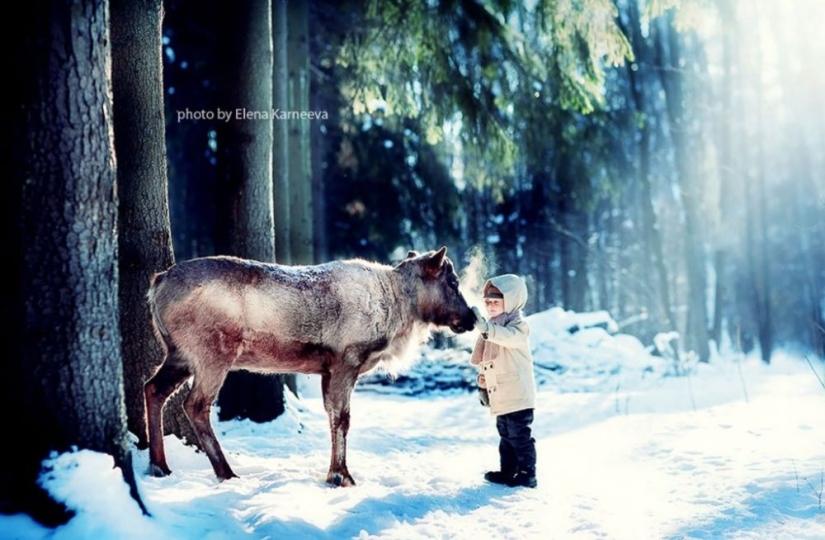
[709,0,744,353]
[288,0,314,265]
[557,161,587,312]
[215,0,276,261]
[750,4,773,363]
[277,0,310,397]
[111,0,198,449]
[776,10,825,358]
[5,0,145,523]
[309,3,330,264]
[273,0,291,264]
[568,210,589,313]
[657,17,710,362]
[622,1,673,332]
[214,0,287,422]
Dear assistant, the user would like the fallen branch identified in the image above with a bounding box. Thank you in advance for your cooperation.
[736,328,750,403]
[804,355,825,391]
[804,469,823,511]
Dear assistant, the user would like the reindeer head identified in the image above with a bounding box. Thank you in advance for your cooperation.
[396,247,477,334]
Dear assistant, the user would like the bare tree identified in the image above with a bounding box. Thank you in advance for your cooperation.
[741,2,773,363]
[214,0,289,421]
[111,0,197,448]
[620,0,674,333]
[655,15,711,362]
[5,0,145,523]
[288,0,314,265]
[273,0,291,264]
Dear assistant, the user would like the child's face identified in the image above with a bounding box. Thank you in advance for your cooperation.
[485,298,504,318]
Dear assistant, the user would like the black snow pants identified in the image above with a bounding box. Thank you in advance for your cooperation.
[496,408,536,475]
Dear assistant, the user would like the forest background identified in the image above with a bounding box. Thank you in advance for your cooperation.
[4,0,823,524]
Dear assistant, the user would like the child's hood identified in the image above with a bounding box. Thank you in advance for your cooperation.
[484,274,528,314]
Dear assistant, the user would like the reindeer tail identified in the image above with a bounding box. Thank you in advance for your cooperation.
[147,271,170,338]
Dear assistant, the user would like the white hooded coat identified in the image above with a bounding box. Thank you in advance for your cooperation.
[473,274,537,416]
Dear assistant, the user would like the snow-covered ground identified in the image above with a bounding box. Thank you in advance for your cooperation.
[4,308,825,539]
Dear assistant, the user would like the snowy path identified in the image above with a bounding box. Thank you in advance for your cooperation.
[341,358,824,539]
[5,353,825,539]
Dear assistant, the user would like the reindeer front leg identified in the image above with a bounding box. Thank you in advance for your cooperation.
[321,369,358,486]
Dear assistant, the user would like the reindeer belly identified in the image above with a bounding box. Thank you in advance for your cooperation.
[234,331,334,375]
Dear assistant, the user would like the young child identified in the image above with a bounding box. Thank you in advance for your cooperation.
[471,274,538,488]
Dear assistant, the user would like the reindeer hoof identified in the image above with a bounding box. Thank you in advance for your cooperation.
[326,472,356,487]
[149,463,172,477]
[215,467,239,482]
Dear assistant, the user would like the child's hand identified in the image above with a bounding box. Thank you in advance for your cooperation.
[471,306,489,333]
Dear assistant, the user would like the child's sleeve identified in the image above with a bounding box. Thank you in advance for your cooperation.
[483,319,530,347]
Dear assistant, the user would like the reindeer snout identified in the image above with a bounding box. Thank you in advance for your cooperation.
[452,308,477,333]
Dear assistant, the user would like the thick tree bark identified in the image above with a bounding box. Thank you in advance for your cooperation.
[5,0,145,523]
[214,0,287,422]
[111,0,198,449]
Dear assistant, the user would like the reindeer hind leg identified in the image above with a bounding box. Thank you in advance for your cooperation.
[144,346,192,477]
[183,365,237,481]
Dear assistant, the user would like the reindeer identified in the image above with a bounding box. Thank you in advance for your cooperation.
[144,247,477,486]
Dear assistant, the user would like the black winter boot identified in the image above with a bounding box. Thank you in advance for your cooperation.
[484,470,514,485]
[506,470,537,488]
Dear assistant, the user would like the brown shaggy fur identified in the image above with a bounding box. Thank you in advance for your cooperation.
[144,247,476,486]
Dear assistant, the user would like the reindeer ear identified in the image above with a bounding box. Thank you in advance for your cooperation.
[423,247,447,276]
